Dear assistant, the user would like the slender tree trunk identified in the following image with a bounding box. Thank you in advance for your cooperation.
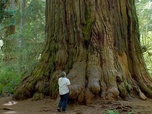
[2,0,16,62]
[18,0,24,74]
[13,0,152,104]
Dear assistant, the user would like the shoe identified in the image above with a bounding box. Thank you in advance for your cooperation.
[57,108,61,112]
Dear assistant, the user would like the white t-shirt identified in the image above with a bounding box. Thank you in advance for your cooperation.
[58,77,70,95]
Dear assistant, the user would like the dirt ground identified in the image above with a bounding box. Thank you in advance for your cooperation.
[0,96,152,114]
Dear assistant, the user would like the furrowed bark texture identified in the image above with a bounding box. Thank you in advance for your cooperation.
[13,0,152,104]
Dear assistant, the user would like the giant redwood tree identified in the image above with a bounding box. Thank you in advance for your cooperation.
[13,0,152,104]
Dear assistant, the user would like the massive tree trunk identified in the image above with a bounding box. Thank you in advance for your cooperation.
[13,0,152,104]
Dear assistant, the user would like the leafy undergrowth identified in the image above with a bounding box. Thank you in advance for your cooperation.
[0,66,21,95]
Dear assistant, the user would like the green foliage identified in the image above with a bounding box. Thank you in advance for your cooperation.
[0,83,2,95]
[136,0,152,33]
[0,64,21,94]
[141,32,152,75]
[0,0,45,95]
[136,0,152,76]
[104,110,134,114]
[104,110,119,114]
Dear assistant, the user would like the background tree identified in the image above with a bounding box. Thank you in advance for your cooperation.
[136,0,152,75]
[13,0,152,104]
[0,0,45,94]
[0,0,16,62]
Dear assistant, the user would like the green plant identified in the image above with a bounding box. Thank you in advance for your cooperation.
[136,0,152,77]
[0,0,45,95]
[104,110,119,114]
[0,65,21,94]
[0,83,2,95]
[104,110,134,114]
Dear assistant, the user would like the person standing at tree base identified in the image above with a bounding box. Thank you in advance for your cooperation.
[57,71,71,113]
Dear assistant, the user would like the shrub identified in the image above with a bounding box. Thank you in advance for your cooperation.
[104,110,119,114]
[0,65,21,94]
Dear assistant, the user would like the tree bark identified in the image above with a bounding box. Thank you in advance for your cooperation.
[13,0,152,104]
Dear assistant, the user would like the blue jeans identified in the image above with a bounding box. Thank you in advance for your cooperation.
[58,93,69,112]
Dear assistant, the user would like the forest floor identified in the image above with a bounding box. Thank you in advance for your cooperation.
[0,96,152,114]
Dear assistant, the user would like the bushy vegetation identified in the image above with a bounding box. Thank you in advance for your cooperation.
[136,0,152,76]
[0,0,45,95]
[0,63,20,94]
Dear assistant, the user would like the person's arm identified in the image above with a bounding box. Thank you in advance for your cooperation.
[67,79,71,94]
[68,84,71,93]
